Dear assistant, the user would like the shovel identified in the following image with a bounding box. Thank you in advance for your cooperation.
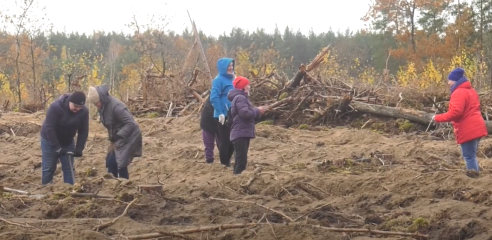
[66,152,76,184]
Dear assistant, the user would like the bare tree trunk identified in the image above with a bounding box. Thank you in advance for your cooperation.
[15,38,22,105]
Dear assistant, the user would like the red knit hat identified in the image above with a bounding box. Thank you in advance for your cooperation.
[233,76,250,89]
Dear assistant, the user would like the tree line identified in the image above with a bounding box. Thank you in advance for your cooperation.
[0,0,491,108]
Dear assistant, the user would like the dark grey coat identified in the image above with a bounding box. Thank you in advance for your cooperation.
[95,85,142,168]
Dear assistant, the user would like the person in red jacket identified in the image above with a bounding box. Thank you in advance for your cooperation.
[433,68,488,177]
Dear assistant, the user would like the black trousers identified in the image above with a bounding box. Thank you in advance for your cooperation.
[216,120,234,167]
[106,151,129,179]
[232,137,250,174]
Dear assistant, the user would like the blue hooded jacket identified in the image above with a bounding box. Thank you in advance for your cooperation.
[210,58,235,118]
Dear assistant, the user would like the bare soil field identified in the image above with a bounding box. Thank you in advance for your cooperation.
[1,112,492,240]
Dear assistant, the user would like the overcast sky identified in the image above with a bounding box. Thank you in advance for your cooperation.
[2,0,370,37]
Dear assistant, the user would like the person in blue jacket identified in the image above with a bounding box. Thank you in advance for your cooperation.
[40,91,89,185]
[210,57,235,167]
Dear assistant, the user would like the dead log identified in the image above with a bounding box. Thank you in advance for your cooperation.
[287,64,307,90]
[350,101,492,134]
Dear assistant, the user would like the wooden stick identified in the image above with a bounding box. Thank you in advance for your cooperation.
[69,192,115,198]
[125,223,259,239]
[240,167,263,188]
[309,224,428,239]
[209,197,294,222]
[1,187,30,195]
[93,198,139,231]
[0,216,34,228]
[124,223,428,240]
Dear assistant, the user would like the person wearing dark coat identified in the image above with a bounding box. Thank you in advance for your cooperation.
[40,91,89,185]
[200,95,220,163]
[87,85,142,179]
[227,76,265,174]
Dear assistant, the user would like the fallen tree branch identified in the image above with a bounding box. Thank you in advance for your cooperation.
[309,224,428,239]
[240,166,263,188]
[350,101,492,134]
[209,197,294,222]
[123,223,428,239]
[0,216,34,228]
[93,198,139,231]
[125,223,259,239]
[69,192,115,198]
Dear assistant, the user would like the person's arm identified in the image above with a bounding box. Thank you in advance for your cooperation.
[434,91,466,122]
[236,96,260,120]
[113,105,135,139]
[210,79,223,116]
[75,110,89,152]
[44,105,62,150]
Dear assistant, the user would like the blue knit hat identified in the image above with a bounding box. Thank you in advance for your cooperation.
[448,68,465,81]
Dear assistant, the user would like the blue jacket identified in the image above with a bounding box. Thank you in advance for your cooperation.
[210,58,235,118]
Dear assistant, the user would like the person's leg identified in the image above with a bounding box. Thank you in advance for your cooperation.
[59,141,76,185]
[233,138,249,175]
[460,138,480,172]
[118,167,129,179]
[202,130,215,163]
[227,137,235,166]
[217,121,233,167]
[41,137,58,185]
[106,151,119,178]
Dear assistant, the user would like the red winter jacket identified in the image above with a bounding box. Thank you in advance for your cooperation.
[434,81,487,144]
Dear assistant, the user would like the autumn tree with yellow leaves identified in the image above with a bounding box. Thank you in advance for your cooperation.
[0,0,491,112]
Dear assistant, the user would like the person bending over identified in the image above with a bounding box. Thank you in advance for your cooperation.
[40,91,89,185]
[87,85,142,179]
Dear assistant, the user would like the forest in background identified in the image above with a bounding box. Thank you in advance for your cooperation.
[0,0,491,111]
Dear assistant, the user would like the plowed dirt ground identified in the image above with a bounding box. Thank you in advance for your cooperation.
[1,112,492,240]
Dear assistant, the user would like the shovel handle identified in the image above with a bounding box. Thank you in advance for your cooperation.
[66,152,74,156]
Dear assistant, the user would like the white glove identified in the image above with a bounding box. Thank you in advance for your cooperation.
[431,115,435,121]
[218,114,225,125]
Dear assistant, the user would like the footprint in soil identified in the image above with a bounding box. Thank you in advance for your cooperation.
[159,215,194,225]
[45,204,64,219]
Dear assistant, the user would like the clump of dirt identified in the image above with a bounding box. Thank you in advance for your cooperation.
[0,112,492,240]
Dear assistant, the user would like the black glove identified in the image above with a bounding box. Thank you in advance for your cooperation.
[73,149,83,157]
[57,148,67,156]
[109,134,122,143]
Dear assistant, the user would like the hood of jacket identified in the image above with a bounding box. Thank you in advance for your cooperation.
[227,88,248,102]
[217,58,235,78]
[95,85,111,105]
[56,93,72,112]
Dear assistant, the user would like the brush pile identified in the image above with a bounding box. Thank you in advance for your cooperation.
[122,45,492,132]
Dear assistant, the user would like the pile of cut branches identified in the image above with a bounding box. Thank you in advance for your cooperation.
[121,43,492,134]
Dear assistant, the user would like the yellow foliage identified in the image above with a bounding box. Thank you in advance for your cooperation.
[61,45,67,61]
[87,60,104,88]
[359,66,377,84]
[447,49,477,80]
[118,63,141,97]
[317,50,349,81]
[56,75,67,93]
[396,62,417,86]
[420,60,442,89]
[235,50,252,76]
[20,83,29,102]
[0,74,14,102]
